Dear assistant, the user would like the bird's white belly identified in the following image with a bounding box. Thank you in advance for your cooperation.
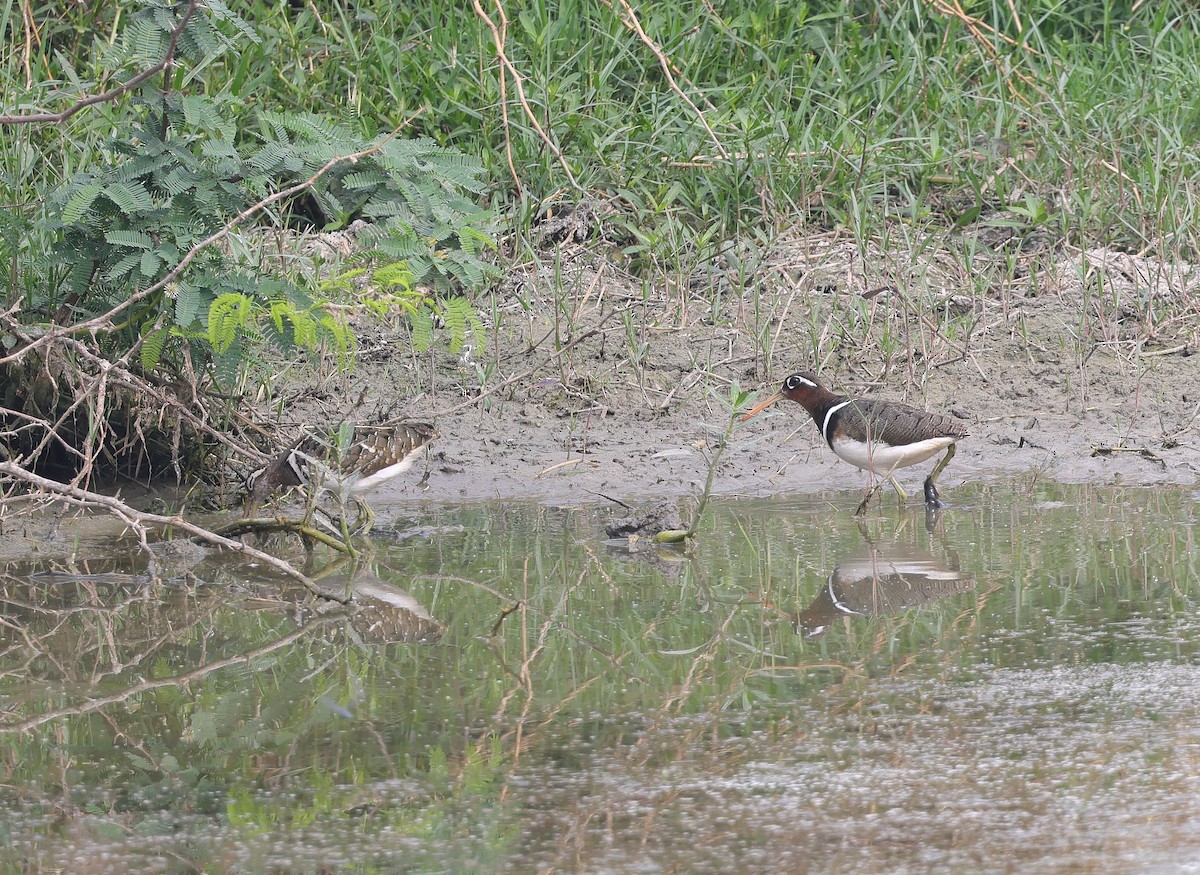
[830,434,956,473]
[344,453,421,496]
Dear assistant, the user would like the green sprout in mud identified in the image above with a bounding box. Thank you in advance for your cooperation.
[660,382,756,545]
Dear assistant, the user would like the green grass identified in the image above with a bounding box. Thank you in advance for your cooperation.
[3,0,1200,405]
[8,2,1200,257]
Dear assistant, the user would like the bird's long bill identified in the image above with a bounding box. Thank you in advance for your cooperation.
[741,391,783,421]
[243,472,262,518]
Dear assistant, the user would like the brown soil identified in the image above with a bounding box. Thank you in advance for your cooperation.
[4,233,1196,563]
[267,230,1200,515]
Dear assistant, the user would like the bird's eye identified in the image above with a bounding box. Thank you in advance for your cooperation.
[785,375,800,390]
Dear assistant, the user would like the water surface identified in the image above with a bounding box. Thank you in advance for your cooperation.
[1,483,1197,873]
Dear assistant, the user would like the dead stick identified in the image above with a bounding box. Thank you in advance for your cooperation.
[0,110,423,366]
[0,461,347,604]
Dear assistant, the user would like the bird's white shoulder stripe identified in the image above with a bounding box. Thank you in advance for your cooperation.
[285,448,308,483]
[821,400,853,445]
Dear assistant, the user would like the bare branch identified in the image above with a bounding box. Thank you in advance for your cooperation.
[0,617,340,733]
[0,1,200,126]
[471,0,581,192]
[0,460,348,604]
[603,0,729,160]
[921,0,1048,103]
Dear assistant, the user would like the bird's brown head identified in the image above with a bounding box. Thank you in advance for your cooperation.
[243,467,273,519]
[742,372,828,420]
[243,453,301,518]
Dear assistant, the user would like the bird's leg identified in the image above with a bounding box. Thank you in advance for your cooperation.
[887,476,908,504]
[922,444,957,508]
[932,442,957,481]
[353,497,375,537]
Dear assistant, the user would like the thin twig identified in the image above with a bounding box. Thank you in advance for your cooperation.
[471,0,581,191]
[684,405,740,537]
[480,0,522,196]
[59,335,265,462]
[0,1,200,125]
[0,461,347,604]
[921,0,1048,103]
[604,0,728,159]
[0,617,339,733]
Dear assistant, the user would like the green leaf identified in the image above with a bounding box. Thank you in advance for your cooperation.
[409,306,434,353]
[179,94,221,132]
[342,170,389,190]
[174,283,203,328]
[102,181,152,213]
[654,529,691,544]
[140,326,170,372]
[61,184,103,225]
[374,262,413,291]
[248,142,287,172]
[442,296,470,354]
[105,230,154,249]
[207,292,253,354]
[212,337,242,388]
[268,300,289,334]
[104,251,143,282]
[458,225,497,257]
[140,250,162,279]
[288,307,316,347]
[190,709,219,747]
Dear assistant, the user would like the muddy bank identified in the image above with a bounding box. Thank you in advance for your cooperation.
[418,389,1196,509]
[14,232,1196,547]
[306,235,1199,513]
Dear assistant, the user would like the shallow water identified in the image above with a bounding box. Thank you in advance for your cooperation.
[1,483,1198,873]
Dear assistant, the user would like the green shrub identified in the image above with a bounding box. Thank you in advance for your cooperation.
[37,0,497,387]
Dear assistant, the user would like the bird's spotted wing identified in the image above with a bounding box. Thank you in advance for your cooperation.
[337,422,437,478]
[839,399,968,447]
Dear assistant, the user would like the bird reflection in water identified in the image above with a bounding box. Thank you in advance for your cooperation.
[793,515,975,639]
[285,570,445,645]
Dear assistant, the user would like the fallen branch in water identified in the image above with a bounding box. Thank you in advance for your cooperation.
[0,461,348,604]
[216,516,354,554]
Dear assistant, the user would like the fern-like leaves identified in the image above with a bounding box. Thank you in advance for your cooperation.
[37,0,495,390]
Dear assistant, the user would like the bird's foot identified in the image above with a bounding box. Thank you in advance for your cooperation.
[923,476,944,508]
[924,503,944,534]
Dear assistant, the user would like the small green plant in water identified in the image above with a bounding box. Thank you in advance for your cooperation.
[665,381,756,544]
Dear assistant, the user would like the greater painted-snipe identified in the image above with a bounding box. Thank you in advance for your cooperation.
[245,420,437,534]
[743,372,968,514]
